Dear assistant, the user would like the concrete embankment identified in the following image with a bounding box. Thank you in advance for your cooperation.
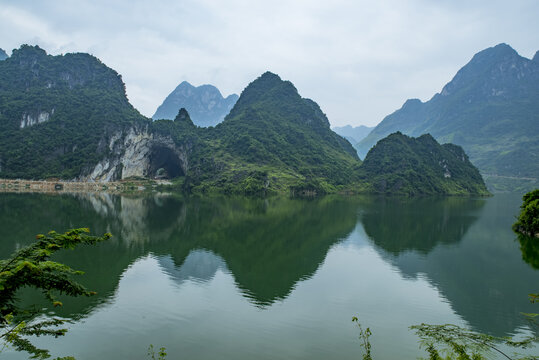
[0,179,154,194]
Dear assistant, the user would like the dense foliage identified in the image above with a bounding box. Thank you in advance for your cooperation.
[0,228,111,359]
[0,45,148,179]
[358,132,489,195]
[513,189,539,237]
[0,46,488,196]
[356,43,539,185]
[151,72,363,195]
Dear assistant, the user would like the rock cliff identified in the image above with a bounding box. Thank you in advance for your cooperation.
[83,124,191,181]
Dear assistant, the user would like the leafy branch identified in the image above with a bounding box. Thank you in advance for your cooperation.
[0,228,111,359]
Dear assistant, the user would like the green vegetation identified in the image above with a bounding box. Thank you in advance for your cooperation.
[0,46,488,196]
[411,323,537,360]
[352,317,373,360]
[0,45,148,179]
[352,320,537,359]
[356,44,539,184]
[513,189,539,237]
[147,345,167,360]
[0,228,111,359]
[150,72,362,195]
[357,132,490,195]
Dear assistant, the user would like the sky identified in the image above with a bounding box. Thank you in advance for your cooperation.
[0,0,538,127]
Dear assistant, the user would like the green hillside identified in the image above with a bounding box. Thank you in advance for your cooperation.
[154,72,362,195]
[0,45,147,179]
[357,44,539,184]
[358,132,489,195]
[0,46,488,196]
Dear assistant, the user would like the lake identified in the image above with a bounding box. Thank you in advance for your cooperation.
[1,193,537,359]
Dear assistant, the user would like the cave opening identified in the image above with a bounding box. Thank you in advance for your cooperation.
[149,146,184,179]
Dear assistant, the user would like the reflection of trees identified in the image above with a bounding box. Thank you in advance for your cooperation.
[359,196,485,255]
[517,234,539,270]
[0,193,360,318]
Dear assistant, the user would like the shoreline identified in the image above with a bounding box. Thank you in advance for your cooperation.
[0,178,170,194]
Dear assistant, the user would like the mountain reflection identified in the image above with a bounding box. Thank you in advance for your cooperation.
[158,250,228,285]
[0,193,359,316]
[1,193,536,338]
[359,194,538,336]
[359,196,485,255]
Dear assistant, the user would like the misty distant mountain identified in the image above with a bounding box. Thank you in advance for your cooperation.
[332,125,373,144]
[152,81,238,127]
[0,49,8,61]
[357,43,539,180]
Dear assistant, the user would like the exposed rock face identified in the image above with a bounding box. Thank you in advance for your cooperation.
[84,124,190,182]
[20,109,54,128]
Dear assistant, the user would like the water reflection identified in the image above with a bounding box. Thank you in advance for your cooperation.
[0,194,360,315]
[158,250,228,285]
[0,192,536,344]
[517,234,539,270]
[359,196,485,255]
[360,194,538,336]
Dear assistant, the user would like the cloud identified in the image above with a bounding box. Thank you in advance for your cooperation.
[0,0,538,126]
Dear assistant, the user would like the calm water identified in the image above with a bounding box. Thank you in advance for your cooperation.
[0,193,537,359]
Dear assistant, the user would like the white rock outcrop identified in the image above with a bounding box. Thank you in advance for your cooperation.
[20,110,54,128]
[84,125,189,182]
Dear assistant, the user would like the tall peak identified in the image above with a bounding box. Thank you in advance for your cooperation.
[533,50,539,62]
[259,71,281,81]
[469,43,519,64]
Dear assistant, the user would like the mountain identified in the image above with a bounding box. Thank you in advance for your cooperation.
[332,124,373,144]
[0,45,147,179]
[0,49,7,61]
[357,43,539,182]
[153,72,362,194]
[358,132,489,195]
[152,81,238,127]
[0,45,486,196]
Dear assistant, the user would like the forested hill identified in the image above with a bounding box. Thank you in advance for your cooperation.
[216,72,359,171]
[0,45,147,179]
[359,132,489,195]
[155,72,362,194]
[357,43,539,180]
[0,45,488,196]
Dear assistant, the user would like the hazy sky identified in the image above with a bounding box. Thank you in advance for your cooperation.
[1,0,538,127]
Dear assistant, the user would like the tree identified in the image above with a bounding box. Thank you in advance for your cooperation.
[0,228,111,359]
[513,189,539,237]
